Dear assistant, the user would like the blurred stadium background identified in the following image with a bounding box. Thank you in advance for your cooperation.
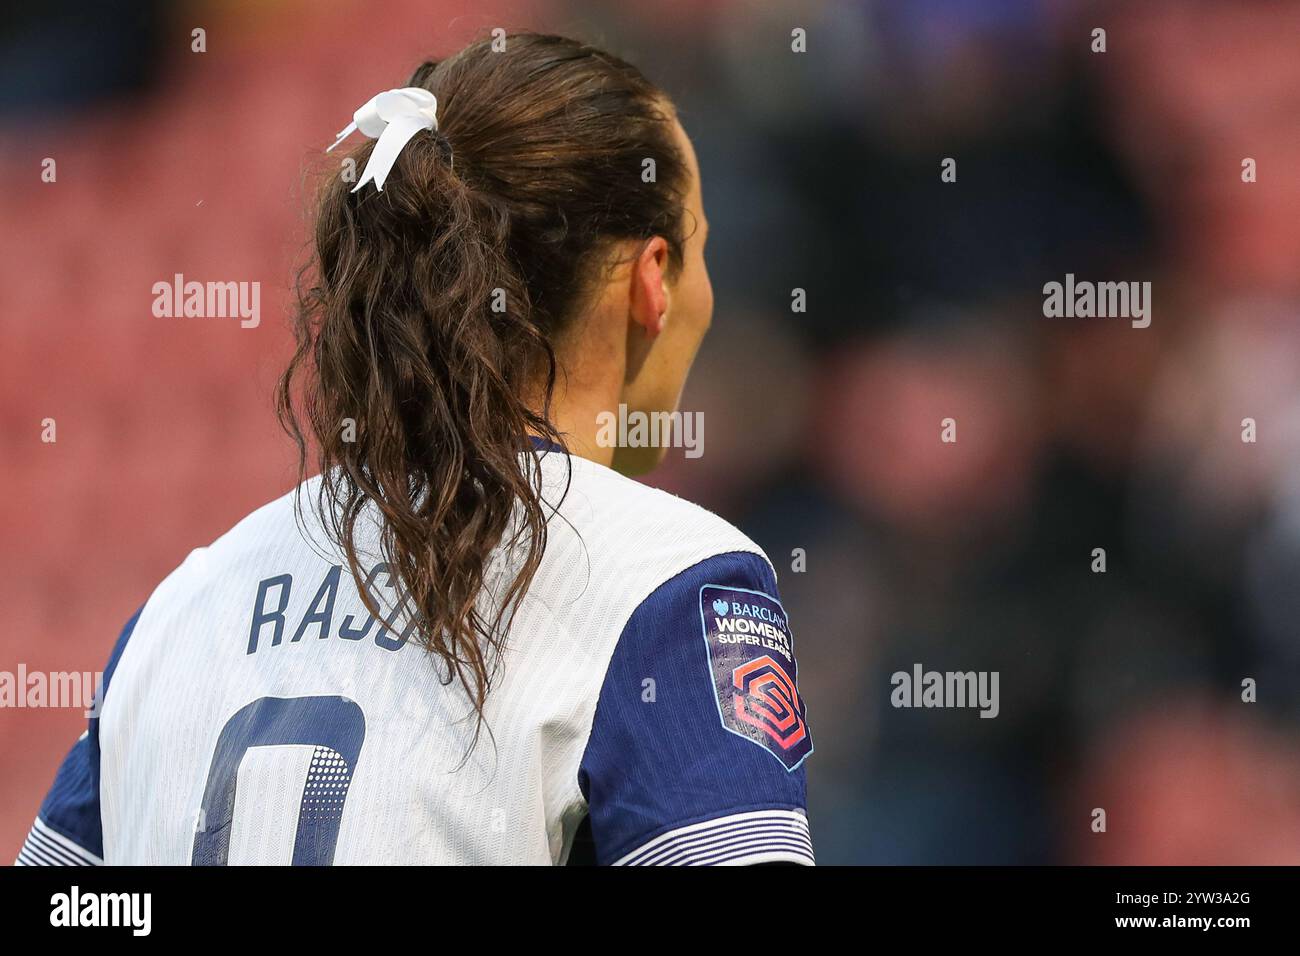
[4,0,1300,864]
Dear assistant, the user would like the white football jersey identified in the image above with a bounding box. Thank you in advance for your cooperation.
[18,443,813,866]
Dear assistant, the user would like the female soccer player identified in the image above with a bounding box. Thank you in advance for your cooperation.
[19,33,813,866]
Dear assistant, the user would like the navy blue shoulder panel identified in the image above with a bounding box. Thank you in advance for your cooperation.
[37,606,142,857]
[578,551,811,864]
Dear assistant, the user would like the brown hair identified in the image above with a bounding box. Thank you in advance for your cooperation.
[277,33,689,736]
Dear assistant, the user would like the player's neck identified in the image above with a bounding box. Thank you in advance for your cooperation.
[538,397,616,469]
[525,366,619,469]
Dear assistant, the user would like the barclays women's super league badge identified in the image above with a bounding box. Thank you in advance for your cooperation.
[699,585,812,771]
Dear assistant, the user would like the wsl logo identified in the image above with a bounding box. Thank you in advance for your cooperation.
[701,584,811,771]
[732,655,808,750]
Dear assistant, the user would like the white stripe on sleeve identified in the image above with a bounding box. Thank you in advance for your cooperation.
[14,817,103,866]
[614,808,814,866]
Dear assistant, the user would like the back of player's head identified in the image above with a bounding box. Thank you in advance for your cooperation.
[278,33,689,739]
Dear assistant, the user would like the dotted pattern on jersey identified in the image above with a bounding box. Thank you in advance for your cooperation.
[299,746,352,831]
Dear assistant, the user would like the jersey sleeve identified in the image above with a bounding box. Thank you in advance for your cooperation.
[15,608,140,866]
[578,550,814,866]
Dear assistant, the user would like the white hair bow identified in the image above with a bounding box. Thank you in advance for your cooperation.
[326,87,439,193]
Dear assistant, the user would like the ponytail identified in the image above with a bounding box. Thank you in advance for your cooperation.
[278,33,688,735]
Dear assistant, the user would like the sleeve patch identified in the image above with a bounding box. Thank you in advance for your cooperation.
[699,584,812,771]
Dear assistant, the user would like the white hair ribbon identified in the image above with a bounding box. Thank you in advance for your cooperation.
[326,87,439,193]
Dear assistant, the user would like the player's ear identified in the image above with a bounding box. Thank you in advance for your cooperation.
[628,236,670,339]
